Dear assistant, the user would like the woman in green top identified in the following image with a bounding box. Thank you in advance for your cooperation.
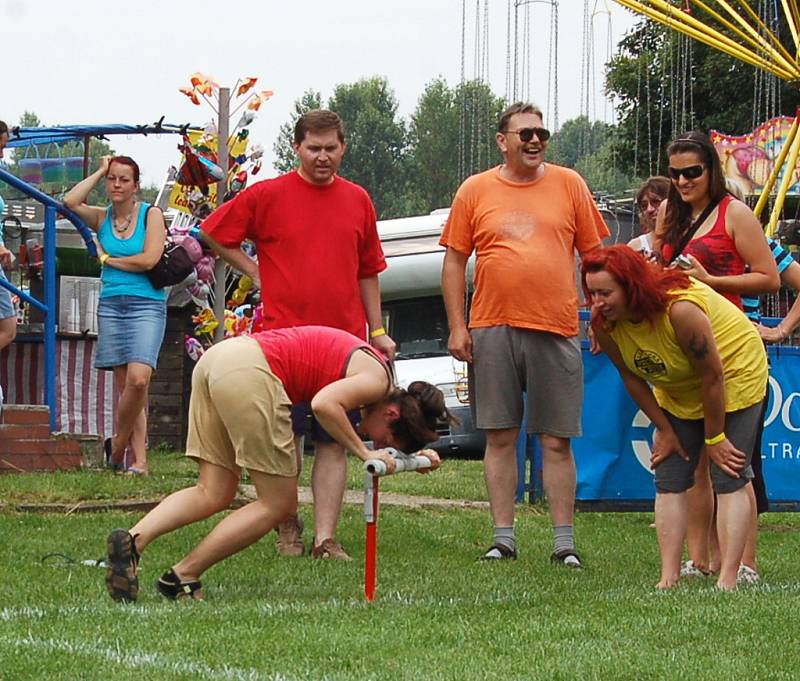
[581,245,767,591]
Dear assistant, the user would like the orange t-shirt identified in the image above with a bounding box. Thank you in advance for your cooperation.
[440,164,609,337]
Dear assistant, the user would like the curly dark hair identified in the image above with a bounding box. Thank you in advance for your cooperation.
[386,381,458,454]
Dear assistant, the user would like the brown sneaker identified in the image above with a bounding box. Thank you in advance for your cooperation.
[276,515,305,557]
[311,537,352,561]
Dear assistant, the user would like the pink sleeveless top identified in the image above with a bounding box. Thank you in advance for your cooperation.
[251,326,388,404]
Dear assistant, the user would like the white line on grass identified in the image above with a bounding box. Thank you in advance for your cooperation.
[0,634,313,681]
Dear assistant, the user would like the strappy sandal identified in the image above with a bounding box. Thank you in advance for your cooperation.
[156,568,204,601]
[104,438,123,472]
[105,529,140,602]
[478,544,517,561]
[125,466,149,477]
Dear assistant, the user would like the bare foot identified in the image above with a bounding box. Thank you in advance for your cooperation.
[716,578,737,591]
[656,576,680,589]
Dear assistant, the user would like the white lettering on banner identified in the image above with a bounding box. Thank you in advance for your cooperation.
[630,410,655,475]
[764,375,800,432]
[628,376,800,474]
[765,442,799,460]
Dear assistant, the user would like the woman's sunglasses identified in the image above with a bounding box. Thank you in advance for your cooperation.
[504,127,551,143]
[668,164,705,181]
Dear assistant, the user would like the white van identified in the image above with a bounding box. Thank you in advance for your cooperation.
[378,210,485,455]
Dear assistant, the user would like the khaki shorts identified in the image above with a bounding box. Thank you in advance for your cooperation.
[185,336,297,477]
[468,325,583,437]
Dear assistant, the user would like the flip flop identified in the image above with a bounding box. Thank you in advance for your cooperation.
[125,466,148,477]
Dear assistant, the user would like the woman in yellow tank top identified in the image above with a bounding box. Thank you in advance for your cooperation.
[581,245,767,591]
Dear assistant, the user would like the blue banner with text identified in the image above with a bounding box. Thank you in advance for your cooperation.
[572,347,800,503]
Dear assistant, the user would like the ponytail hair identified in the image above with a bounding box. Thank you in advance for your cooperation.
[387,381,458,453]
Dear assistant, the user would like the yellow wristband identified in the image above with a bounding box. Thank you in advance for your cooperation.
[99,253,110,265]
[704,432,726,446]
[369,327,386,339]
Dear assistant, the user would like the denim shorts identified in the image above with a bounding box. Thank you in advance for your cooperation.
[95,295,167,370]
[0,266,14,320]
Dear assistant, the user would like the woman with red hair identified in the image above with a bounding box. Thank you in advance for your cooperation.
[581,245,767,590]
[64,155,167,476]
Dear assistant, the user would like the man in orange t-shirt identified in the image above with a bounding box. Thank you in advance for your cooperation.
[440,102,608,566]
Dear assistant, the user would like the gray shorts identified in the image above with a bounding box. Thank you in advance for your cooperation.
[654,401,764,495]
[468,325,583,437]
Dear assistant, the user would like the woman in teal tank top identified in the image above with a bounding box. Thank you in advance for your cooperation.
[64,155,167,476]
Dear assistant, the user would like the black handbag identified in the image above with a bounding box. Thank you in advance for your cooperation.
[144,206,197,289]
[146,240,196,289]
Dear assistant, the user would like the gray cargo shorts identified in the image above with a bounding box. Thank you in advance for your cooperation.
[468,325,583,437]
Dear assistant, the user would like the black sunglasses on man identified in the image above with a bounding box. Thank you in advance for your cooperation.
[504,127,551,143]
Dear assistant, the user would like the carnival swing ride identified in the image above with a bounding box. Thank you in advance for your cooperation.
[613,0,800,237]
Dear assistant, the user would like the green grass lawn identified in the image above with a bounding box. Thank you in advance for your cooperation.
[0,448,488,507]
[0,454,798,680]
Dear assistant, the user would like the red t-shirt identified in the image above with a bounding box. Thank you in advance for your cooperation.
[252,326,389,404]
[202,171,386,339]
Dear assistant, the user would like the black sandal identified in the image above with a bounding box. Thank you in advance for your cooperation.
[106,529,140,602]
[550,549,583,569]
[156,568,204,601]
[478,544,517,561]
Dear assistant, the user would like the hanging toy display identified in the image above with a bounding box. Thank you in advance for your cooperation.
[192,307,219,342]
[184,334,205,362]
[229,275,255,306]
[168,72,272,221]
[170,71,271,355]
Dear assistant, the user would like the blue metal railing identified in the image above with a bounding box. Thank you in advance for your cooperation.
[0,167,96,431]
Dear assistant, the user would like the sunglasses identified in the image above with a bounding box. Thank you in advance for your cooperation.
[504,127,551,143]
[668,164,705,181]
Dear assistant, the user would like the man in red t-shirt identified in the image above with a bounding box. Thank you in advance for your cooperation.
[201,110,396,560]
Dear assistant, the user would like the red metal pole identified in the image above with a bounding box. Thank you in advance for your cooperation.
[364,475,379,602]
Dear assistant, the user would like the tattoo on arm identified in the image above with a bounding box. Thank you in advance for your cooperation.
[688,332,709,360]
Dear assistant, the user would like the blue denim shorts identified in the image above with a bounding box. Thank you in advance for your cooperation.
[95,295,167,370]
[0,266,15,320]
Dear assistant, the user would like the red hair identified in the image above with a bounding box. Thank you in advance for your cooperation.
[580,245,691,333]
[108,155,140,184]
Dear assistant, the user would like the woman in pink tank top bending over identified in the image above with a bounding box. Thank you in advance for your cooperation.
[103,325,452,602]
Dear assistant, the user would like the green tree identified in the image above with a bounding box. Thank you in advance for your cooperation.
[328,76,412,219]
[548,116,610,168]
[272,89,322,175]
[408,78,505,213]
[575,144,635,195]
[19,111,41,127]
[606,18,800,178]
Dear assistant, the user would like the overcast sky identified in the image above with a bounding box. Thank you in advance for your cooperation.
[2,0,638,188]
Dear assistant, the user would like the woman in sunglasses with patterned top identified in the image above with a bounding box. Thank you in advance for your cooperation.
[651,131,779,584]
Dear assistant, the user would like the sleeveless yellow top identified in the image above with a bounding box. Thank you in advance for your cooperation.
[607,279,767,419]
